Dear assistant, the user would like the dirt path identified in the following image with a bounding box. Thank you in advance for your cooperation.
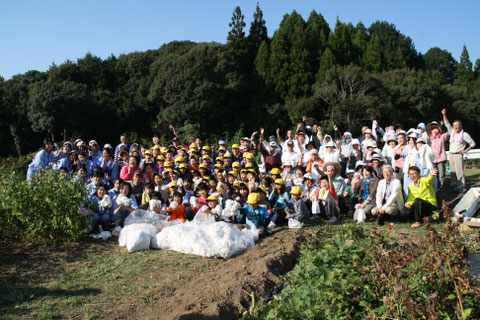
[109,228,302,320]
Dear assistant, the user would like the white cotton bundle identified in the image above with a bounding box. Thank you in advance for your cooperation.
[116,194,131,207]
[222,199,240,218]
[288,219,302,229]
[118,223,158,252]
[149,199,162,212]
[152,221,258,258]
[98,194,112,209]
[189,196,199,208]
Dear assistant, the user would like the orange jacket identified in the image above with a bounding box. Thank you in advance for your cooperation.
[168,205,186,223]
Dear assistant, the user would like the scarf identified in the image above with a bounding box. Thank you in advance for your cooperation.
[450,129,464,143]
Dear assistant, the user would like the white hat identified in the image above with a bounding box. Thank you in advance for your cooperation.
[351,138,361,146]
[89,140,98,146]
[310,148,318,155]
[103,143,113,149]
[303,173,314,181]
[355,160,365,168]
[366,141,377,148]
[346,168,355,174]
[269,141,277,147]
[416,137,427,144]
[325,141,337,148]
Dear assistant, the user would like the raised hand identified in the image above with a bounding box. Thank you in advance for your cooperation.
[441,108,447,115]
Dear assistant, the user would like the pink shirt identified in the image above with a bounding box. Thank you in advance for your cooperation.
[429,133,449,163]
[119,166,142,182]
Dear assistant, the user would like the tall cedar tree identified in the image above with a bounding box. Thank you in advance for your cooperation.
[247,3,268,57]
[306,10,330,74]
[457,44,474,88]
[328,19,355,66]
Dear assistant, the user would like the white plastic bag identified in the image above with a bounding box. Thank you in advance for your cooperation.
[311,199,320,214]
[152,221,258,258]
[288,219,302,229]
[119,223,158,252]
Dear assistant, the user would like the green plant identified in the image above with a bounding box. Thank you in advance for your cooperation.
[0,166,89,242]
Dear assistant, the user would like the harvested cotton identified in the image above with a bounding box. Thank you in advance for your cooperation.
[152,221,258,258]
[119,223,158,252]
[98,194,112,209]
[116,194,131,207]
[124,209,161,230]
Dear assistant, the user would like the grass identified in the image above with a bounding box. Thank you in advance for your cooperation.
[0,169,479,319]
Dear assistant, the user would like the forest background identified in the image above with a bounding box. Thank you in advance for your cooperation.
[1,4,479,157]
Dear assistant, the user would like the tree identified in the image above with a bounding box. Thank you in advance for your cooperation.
[424,47,457,83]
[316,48,336,82]
[368,21,421,70]
[328,19,355,66]
[456,44,474,88]
[363,35,383,72]
[227,6,247,52]
[28,81,90,140]
[352,22,369,62]
[305,10,330,72]
[247,2,268,56]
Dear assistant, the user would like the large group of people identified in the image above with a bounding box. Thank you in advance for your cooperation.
[26,108,476,233]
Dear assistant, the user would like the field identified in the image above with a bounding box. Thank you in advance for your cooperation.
[1,170,480,320]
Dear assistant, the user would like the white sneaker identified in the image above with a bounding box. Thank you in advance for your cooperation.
[268,221,276,229]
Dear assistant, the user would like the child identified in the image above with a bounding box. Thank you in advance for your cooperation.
[285,186,309,223]
[167,192,186,223]
[206,195,223,219]
[141,182,155,205]
[312,175,339,223]
[242,193,270,237]
[268,178,290,228]
[90,184,113,229]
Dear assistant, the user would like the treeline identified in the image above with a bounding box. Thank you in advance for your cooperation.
[1,4,480,157]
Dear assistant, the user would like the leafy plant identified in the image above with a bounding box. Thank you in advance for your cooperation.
[0,166,89,242]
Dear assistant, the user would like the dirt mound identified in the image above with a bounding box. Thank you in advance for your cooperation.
[110,228,302,320]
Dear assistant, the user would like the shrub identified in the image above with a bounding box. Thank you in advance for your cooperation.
[0,167,89,242]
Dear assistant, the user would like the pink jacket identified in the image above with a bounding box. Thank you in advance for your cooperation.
[119,165,142,181]
[429,133,449,163]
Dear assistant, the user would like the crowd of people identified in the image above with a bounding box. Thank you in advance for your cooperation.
[26,108,476,234]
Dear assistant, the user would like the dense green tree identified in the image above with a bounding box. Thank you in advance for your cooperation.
[247,2,268,55]
[456,44,474,88]
[328,19,355,66]
[424,47,457,83]
[368,21,421,70]
[268,11,311,99]
[305,10,330,72]
[28,81,91,141]
[316,48,336,82]
[352,22,369,62]
[363,35,383,72]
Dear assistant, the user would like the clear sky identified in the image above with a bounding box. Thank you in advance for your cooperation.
[1,0,479,80]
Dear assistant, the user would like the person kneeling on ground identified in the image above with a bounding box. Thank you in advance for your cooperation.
[371,165,404,225]
[243,193,270,237]
[405,166,438,228]
[285,186,309,223]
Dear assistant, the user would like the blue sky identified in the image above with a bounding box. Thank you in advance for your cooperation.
[1,0,479,79]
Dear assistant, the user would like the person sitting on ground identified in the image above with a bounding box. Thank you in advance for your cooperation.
[311,175,339,223]
[167,192,186,223]
[353,166,379,223]
[285,186,309,223]
[112,182,138,227]
[242,193,270,237]
[405,166,438,228]
[371,165,404,225]
[268,178,290,228]
[87,167,105,195]
[89,184,113,229]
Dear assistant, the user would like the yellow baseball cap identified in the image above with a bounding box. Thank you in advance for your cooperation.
[215,157,223,162]
[206,195,219,202]
[202,155,210,160]
[179,163,188,169]
[218,147,226,152]
[233,180,241,187]
[223,153,232,158]
[290,186,302,195]
[232,162,240,168]
[274,178,285,185]
[174,155,184,163]
[270,168,281,175]
[245,163,254,168]
[156,155,165,161]
[228,171,236,176]
[257,185,267,194]
[232,144,240,149]
[164,161,173,167]
[202,146,211,151]
[160,147,168,153]
[247,193,260,205]
[243,152,254,160]
[199,163,208,169]
[152,145,161,150]
[145,150,153,155]
[168,181,178,188]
